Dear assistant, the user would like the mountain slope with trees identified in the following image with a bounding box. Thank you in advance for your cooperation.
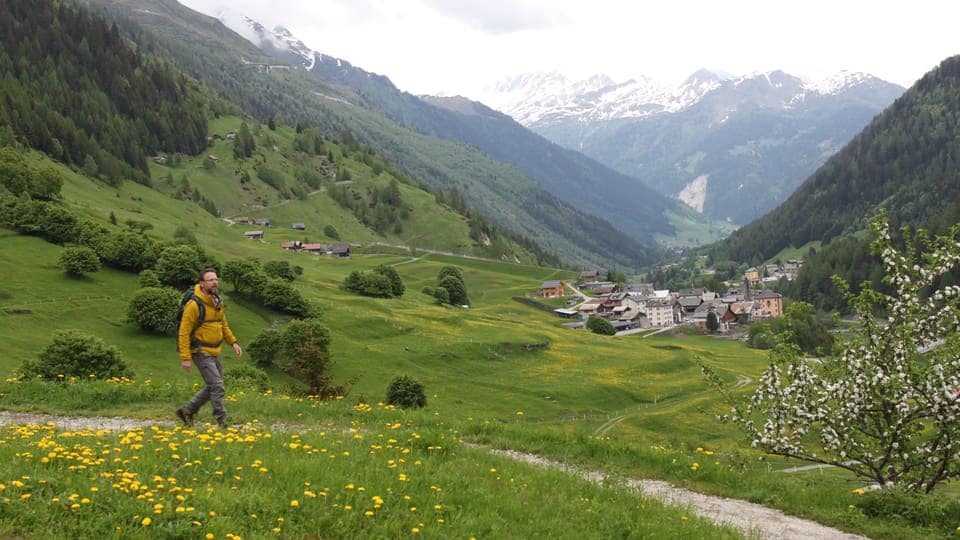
[83,0,664,270]
[705,55,960,309]
[711,55,960,265]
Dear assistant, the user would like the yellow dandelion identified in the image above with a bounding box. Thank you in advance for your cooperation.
[140,517,152,526]
[412,527,420,534]
[290,499,300,508]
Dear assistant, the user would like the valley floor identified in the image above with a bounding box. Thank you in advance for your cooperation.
[0,411,866,539]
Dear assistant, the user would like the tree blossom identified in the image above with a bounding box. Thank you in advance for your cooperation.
[703,212,960,492]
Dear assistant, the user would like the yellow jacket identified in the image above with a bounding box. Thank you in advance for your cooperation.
[177,284,238,362]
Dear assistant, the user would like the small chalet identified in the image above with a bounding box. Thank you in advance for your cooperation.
[576,298,604,316]
[553,308,579,319]
[329,243,351,257]
[225,131,237,140]
[300,243,326,253]
[540,280,564,298]
[291,222,306,231]
[253,218,271,227]
[244,230,264,240]
[578,270,599,283]
[208,154,220,162]
[232,216,251,224]
[281,241,303,251]
[152,156,167,165]
[592,283,616,296]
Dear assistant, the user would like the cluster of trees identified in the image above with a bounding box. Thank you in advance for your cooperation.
[220,258,312,318]
[342,265,404,298]
[329,178,409,235]
[429,185,561,268]
[0,0,220,186]
[231,122,256,160]
[0,148,63,200]
[247,318,354,398]
[746,301,834,355]
[421,266,469,306]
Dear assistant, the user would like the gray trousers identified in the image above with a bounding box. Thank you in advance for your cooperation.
[182,353,226,423]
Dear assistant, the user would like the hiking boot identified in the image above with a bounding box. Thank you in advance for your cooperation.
[176,407,194,426]
[216,418,228,429]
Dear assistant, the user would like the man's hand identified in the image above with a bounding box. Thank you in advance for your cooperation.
[232,342,243,358]
[180,360,192,371]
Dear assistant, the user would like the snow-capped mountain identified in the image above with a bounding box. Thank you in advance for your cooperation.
[485,69,905,224]
[487,69,895,127]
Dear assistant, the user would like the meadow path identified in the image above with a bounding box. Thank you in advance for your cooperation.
[0,411,866,540]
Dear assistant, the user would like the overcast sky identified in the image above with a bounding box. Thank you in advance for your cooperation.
[179,0,958,99]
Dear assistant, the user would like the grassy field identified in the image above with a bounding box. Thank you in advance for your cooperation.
[2,144,959,537]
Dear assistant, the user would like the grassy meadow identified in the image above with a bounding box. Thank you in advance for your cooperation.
[2,133,959,537]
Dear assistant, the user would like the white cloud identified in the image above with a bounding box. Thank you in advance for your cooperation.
[178,0,959,98]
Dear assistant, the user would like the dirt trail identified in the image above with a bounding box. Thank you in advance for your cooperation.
[0,412,866,539]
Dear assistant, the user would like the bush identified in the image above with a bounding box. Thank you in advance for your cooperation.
[225,364,269,391]
[247,327,282,369]
[586,315,616,335]
[58,246,101,276]
[22,330,131,380]
[859,487,960,529]
[127,287,181,335]
[438,275,468,305]
[386,375,427,409]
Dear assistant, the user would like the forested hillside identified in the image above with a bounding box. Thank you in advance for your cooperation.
[84,0,664,270]
[706,55,960,310]
[712,55,960,265]
[0,0,226,185]
[0,0,550,267]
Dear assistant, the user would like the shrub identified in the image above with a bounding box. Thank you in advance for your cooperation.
[58,246,101,276]
[226,364,269,391]
[247,327,282,369]
[586,315,616,335]
[23,330,131,380]
[386,375,427,409]
[127,287,181,335]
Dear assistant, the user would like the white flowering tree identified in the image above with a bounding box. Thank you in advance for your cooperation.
[703,213,960,492]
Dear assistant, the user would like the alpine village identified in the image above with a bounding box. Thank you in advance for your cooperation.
[1,1,960,538]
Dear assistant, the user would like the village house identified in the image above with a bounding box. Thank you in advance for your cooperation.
[296,242,352,258]
[232,216,251,224]
[689,301,728,329]
[291,222,306,231]
[539,280,564,298]
[253,217,271,227]
[576,298,604,317]
[645,298,680,327]
[207,154,220,162]
[603,293,643,321]
[281,241,303,251]
[244,230,264,240]
[754,290,784,318]
[152,155,167,165]
[624,283,657,299]
[578,270,600,283]
[744,267,761,286]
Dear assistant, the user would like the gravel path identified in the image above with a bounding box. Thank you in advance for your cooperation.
[0,411,867,539]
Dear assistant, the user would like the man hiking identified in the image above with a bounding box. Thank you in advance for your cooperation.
[176,268,242,427]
